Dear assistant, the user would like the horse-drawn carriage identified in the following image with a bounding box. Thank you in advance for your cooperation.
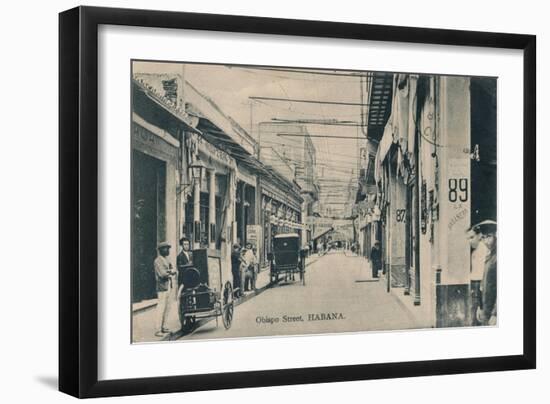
[267,233,307,286]
[177,249,234,332]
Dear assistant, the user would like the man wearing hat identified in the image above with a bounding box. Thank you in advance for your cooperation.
[473,220,497,326]
[154,241,177,337]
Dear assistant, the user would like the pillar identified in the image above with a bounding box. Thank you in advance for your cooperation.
[241,183,247,244]
[437,76,471,285]
[389,160,407,288]
[193,175,201,249]
[208,169,216,250]
[434,76,472,327]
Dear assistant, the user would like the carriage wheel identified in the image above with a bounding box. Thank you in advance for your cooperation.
[222,281,234,329]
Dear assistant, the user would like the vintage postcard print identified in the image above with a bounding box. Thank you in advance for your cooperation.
[130,60,496,343]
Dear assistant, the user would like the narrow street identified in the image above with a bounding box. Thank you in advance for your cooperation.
[130,64,497,342]
[181,251,421,341]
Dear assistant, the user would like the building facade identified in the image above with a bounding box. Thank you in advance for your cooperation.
[131,70,305,305]
[361,72,497,327]
[258,122,319,247]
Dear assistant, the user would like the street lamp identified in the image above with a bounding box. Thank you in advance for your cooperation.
[188,156,206,182]
[188,157,206,247]
[177,156,206,197]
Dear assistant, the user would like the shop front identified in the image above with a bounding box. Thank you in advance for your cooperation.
[131,114,180,304]
[259,177,303,266]
[181,132,237,260]
[235,165,258,247]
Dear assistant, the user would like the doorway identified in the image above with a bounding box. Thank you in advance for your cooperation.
[470,78,497,226]
[131,150,166,303]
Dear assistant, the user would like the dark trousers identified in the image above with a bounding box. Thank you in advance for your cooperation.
[372,261,381,278]
[470,280,482,326]
[232,270,241,295]
[244,267,256,291]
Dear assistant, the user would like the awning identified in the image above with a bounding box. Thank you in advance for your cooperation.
[185,81,257,155]
[236,165,257,187]
[132,79,200,135]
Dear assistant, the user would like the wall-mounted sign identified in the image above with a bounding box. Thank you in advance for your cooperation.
[246,225,262,248]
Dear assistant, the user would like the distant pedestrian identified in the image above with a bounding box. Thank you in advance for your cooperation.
[317,241,323,256]
[370,241,382,278]
[231,243,243,297]
[476,221,497,326]
[154,241,177,337]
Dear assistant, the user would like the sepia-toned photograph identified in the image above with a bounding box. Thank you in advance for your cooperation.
[130,60,497,344]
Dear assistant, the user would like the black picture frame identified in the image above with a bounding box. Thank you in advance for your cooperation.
[59,6,536,398]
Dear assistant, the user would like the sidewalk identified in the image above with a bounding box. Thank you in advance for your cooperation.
[351,256,425,326]
[132,286,180,343]
[361,258,433,329]
[132,255,321,343]
[384,282,434,328]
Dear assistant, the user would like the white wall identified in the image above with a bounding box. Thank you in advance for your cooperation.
[0,1,547,403]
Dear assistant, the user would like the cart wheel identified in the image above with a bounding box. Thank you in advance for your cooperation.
[178,302,188,331]
[178,289,196,332]
[180,312,196,333]
[222,282,234,330]
[183,316,197,332]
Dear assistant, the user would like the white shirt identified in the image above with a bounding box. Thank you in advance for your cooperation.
[181,250,190,262]
[242,249,256,266]
[471,242,489,281]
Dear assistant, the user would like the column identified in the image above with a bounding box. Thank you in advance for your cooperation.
[389,159,407,289]
[230,172,237,244]
[256,178,263,264]
[180,131,189,240]
[208,169,216,250]
[193,175,201,250]
[437,76,471,285]
[433,76,471,327]
[241,183,247,244]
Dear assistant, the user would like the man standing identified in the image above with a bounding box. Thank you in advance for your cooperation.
[370,241,382,278]
[468,227,489,281]
[243,242,257,292]
[467,226,489,325]
[154,241,176,337]
[475,220,497,326]
[231,244,243,297]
